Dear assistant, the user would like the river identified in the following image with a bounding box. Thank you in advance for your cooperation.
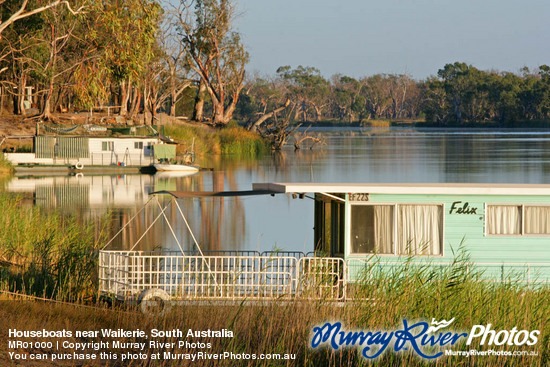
[5,128,550,253]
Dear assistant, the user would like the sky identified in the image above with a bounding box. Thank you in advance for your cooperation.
[235,0,550,80]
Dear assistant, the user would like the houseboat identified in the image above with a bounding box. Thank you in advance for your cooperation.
[253,182,550,282]
[3,123,175,172]
[99,182,550,309]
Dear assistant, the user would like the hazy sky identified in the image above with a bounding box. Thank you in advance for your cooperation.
[236,0,550,79]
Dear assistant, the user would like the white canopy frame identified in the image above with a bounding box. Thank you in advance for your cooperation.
[101,193,218,287]
[101,194,205,255]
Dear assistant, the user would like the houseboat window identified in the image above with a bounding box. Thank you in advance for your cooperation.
[396,205,443,256]
[134,142,144,149]
[351,205,394,254]
[524,206,550,234]
[102,141,114,151]
[486,205,521,235]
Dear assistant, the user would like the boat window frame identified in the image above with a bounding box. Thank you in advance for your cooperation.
[102,141,114,151]
[485,203,550,237]
[348,201,445,257]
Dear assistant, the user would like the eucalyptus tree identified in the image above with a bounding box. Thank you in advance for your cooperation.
[331,75,365,123]
[421,77,448,125]
[72,0,161,116]
[360,74,392,119]
[152,7,194,117]
[0,0,84,37]
[38,1,85,119]
[0,0,85,115]
[0,3,45,115]
[178,0,248,125]
[437,62,476,123]
[276,65,329,122]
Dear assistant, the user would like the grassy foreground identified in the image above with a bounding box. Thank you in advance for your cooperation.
[0,269,548,366]
[0,251,548,365]
[0,195,548,366]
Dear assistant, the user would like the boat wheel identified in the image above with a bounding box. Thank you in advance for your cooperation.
[138,289,172,315]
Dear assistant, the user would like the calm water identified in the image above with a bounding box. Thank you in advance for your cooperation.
[6,128,550,253]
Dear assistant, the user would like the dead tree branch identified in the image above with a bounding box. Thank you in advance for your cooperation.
[249,98,290,132]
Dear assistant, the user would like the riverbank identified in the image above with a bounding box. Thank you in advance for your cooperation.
[295,119,550,129]
[0,189,548,365]
[0,249,548,366]
[0,114,268,161]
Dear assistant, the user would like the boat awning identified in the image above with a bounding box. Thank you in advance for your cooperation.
[153,144,176,160]
[252,182,550,196]
[152,189,279,198]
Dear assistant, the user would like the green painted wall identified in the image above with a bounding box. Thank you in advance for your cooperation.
[344,193,550,282]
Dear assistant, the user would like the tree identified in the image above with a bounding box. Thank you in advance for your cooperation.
[0,7,44,115]
[157,7,193,117]
[0,0,83,36]
[421,77,448,125]
[179,0,248,125]
[38,2,82,119]
[276,65,329,122]
[73,0,161,117]
[361,74,392,119]
[437,62,474,123]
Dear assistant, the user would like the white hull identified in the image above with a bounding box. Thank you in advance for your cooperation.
[154,171,198,178]
[153,163,199,172]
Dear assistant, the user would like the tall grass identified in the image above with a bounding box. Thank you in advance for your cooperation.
[0,154,13,176]
[1,245,548,366]
[164,123,267,157]
[0,194,107,302]
[362,119,391,127]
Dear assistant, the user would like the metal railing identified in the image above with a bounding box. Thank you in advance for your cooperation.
[90,152,154,166]
[99,251,550,304]
[99,251,346,301]
[298,257,346,300]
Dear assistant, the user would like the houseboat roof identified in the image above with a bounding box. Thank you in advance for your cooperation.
[36,123,164,139]
[252,182,550,196]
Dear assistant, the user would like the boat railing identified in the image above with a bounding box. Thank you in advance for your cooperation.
[89,152,154,166]
[260,251,307,259]
[99,250,262,257]
[99,251,550,304]
[99,251,346,302]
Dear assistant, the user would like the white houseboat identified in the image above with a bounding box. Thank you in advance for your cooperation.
[3,124,172,171]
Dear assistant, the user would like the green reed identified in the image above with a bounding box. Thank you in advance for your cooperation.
[0,194,107,302]
[164,124,268,157]
[0,154,13,176]
[0,230,548,366]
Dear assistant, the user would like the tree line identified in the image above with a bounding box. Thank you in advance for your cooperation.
[0,0,246,125]
[236,63,550,126]
[1,2,549,127]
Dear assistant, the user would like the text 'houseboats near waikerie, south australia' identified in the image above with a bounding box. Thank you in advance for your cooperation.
[99,182,550,310]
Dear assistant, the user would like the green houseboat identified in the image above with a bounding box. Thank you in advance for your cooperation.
[253,182,550,283]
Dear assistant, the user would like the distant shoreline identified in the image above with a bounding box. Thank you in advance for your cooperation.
[292,119,550,129]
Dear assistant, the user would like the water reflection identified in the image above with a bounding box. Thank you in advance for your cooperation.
[5,128,550,252]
